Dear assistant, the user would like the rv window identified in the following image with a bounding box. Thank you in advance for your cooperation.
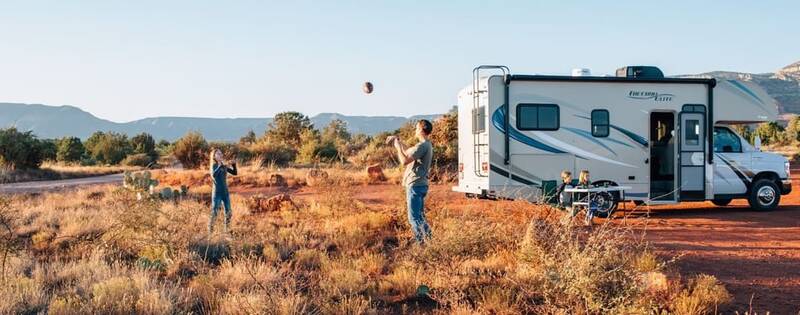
[517,104,559,131]
[591,109,609,137]
[713,127,742,153]
[685,120,700,145]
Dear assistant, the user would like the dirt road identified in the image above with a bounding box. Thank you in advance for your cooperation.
[0,173,123,194]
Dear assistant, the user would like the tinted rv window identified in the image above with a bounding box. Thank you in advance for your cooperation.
[685,120,700,145]
[591,109,609,137]
[517,104,559,131]
[713,127,742,153]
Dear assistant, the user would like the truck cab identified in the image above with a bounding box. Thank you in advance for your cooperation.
[712,125,791,210]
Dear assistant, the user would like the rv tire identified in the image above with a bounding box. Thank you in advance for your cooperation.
[747,179,780,211]
[711,199,732,206]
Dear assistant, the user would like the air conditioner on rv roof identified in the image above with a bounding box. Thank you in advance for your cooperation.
[615,66,664,78]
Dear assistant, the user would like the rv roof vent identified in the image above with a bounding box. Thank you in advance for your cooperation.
[571,68,591,77]
[615,66,664,79]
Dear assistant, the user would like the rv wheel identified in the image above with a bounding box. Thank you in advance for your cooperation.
[592,191,617,218]
[747,179,780,211]
[711,199,732,206]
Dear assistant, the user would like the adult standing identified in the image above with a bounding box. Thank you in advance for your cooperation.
[387,120,434,243]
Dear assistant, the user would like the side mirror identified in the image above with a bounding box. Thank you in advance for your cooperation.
[754,136,762,152]
[723,145,734,153]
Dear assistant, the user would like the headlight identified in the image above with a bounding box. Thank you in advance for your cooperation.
[785,161,791,178]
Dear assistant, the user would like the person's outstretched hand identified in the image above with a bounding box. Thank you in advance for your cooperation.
[385,135,398,145]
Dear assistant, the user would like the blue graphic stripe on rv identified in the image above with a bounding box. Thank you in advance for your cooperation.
[562,127,616,155]
[609,125,648,147]
[574,114,648,147]
[492,107,566,154]
[490,164,539,186]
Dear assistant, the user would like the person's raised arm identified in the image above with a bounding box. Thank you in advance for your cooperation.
[227,161,238,176]
[387,136,415,165]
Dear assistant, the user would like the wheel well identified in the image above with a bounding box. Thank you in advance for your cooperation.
[592,180,618,186]
[752,171,780,186]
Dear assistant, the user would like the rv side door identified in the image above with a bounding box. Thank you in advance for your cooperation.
[678,107,707,200]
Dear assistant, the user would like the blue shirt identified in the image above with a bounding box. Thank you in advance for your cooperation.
[211,163,237,194]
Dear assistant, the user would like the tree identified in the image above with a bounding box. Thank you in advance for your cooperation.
[173,131,209,169]
[754,122,786,145]
[56,136,85,163]
[321,119,351,144]
[265,112,313,147]
[38,139,58,162]
[321,119,351,162]
[297,129,322,164]
[239,130,257,145]
[0,128,45,170]
[130,133,157,159]
[785,115,800,143]
[156,140,173,156]
[84,131,132,165]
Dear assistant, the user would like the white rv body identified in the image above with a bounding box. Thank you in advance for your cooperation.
[454,68,790,210]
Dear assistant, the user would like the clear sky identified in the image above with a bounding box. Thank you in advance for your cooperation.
[0,1,797,122]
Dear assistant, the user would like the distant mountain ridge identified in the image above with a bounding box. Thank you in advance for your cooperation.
[0,103,441,141]
[677,60,800,114]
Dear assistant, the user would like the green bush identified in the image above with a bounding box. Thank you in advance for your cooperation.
[84,131,133,165]
[249,141,296,167]
[0,127,46,170]
[56,136,85,163]
[38,139,58,162]
[172,131,209,169]
[130,133,158,160]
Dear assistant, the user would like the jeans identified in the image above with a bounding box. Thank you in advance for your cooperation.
[209,191,232,233]
[406,185,431,243]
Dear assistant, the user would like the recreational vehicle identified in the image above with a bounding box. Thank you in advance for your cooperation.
[453,65,791,215]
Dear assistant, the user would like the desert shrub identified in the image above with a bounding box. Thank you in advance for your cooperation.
[670,274,731,315]
[56,136,85,163]
[265,111,314,147]
[0,197,22,282]
[130,132,158,160]
[430,112,458,182]
[173,131,209,169]
[785,114,800,143]
[352,142,397,168]
[754,121,786,145]
[297,129,339,164]
[239,129,257,145]
[0,127,47,169]
[84,131,133,165]
[122,153,155,167]
[156,139,173,156]
[514,218,652,313]
[249,141,296,167]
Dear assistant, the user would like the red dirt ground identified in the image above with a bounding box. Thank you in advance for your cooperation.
[230,172,800,313]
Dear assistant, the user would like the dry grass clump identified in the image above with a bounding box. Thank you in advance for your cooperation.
[0,183,732,314]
